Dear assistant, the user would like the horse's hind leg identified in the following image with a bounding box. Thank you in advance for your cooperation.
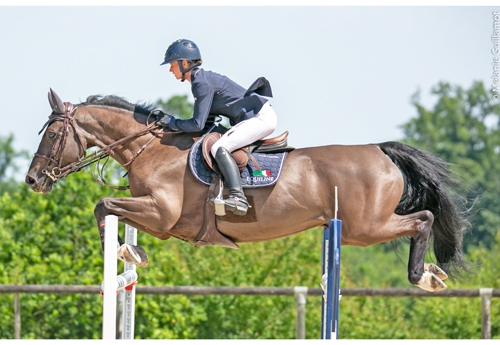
[403,210,448,292]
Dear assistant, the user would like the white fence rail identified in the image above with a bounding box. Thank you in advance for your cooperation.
[2,285,498,339]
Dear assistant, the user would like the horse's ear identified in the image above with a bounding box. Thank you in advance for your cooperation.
[48,88,66,114]
[47,91,55,110]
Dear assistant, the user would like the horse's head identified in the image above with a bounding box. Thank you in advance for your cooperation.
[25,89,86,194]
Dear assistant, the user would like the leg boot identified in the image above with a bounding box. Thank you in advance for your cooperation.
[212,147,249,216]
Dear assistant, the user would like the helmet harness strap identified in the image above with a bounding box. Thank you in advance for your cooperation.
[179,60,200,82]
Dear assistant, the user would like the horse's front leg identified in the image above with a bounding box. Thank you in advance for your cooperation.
[94,195,177,268]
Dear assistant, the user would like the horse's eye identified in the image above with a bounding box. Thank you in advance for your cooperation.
[48,132,56,139]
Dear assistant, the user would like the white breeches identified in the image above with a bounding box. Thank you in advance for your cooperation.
[211,102,278,156]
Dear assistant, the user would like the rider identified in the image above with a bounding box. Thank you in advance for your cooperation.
[157,39,277,216]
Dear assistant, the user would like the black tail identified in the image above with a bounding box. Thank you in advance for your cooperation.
[378,141,471,279]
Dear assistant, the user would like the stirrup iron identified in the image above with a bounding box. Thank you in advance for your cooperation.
[213,179,226,216]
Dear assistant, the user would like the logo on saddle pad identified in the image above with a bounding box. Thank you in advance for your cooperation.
[248,170,274,183]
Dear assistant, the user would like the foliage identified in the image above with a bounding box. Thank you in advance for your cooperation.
[156,94,231,129]
[340,232,500,339]
[0,134,19,182]
[400,81,500,249]
[0,133,28,194]
[156,95,193,120]
[0,170,127,339]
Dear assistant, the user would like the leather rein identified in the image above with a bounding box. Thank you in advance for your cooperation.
[35,103,162,190]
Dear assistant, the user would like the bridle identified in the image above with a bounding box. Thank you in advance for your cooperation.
[35,102,82,183]
[35,103,162,189]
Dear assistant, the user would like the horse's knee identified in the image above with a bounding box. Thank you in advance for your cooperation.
[94,198,110,220]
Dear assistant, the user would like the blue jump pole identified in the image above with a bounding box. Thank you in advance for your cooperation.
[321,218,342,340]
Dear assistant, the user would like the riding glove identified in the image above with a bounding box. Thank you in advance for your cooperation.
[157,114,173,128]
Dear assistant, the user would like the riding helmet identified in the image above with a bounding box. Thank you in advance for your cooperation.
[160,39,202,72]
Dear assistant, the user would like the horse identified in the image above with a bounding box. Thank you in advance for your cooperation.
[25,89,471,292]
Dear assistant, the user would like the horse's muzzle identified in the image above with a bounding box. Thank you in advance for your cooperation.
[25,173,53,194]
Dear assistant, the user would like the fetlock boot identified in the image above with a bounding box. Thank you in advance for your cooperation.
[212,147,249,216]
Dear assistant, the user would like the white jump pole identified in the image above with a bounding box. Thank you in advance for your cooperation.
[102,215,138,340]
[102,215,118,340]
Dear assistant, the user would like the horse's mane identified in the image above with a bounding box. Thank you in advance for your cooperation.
[79,95,157,116]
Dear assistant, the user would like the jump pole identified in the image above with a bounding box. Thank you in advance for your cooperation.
[321,187,342,340]
[102,215,138,340]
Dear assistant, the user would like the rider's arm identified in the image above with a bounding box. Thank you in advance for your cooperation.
[168,82,214,132]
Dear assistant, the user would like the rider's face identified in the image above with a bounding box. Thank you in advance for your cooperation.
[169,61,183,80]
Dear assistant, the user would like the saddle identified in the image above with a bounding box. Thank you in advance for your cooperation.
[193,129,294,250]
[201,131,291,174]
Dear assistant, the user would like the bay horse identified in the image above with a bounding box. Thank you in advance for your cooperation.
[26,89,471,292]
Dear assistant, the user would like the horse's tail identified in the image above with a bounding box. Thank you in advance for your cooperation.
[377,141,471,279]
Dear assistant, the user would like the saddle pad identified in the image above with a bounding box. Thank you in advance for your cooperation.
[188,135,288,188]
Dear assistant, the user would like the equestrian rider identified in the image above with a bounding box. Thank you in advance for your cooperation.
[157,39,277,216]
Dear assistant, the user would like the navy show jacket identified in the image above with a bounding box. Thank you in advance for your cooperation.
[169,68,272,132]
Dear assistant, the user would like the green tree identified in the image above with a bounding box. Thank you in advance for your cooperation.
[0,134,18,181]
[156,95,193,120]
[156,94,230,129]
[0,133,29,194]
[400,81,500,249]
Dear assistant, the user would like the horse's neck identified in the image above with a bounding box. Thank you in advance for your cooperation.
[75,106,150,166]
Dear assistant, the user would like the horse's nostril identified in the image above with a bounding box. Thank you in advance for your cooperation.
[25,176,35,185]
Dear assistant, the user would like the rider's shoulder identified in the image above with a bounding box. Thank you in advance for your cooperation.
[193,68,228,81]
[192,68,231,91]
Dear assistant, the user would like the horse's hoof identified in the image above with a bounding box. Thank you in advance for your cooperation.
[424,263,448,281]
[117,244,149,268]
[416,271,447,292]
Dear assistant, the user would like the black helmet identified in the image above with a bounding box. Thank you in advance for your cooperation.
[160,39,202,74]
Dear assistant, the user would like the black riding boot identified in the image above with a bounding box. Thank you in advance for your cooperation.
[212,147,249,216]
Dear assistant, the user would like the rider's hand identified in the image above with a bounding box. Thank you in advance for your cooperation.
[157,114,173,128]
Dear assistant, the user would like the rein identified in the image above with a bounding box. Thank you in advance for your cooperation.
[36,104,162,190]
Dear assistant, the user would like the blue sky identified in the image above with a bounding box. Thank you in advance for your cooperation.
[0,4,497,175]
